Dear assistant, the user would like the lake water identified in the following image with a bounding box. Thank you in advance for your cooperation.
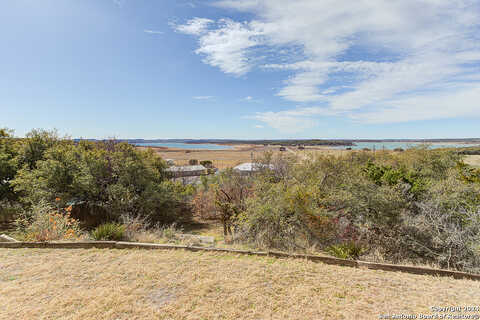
[337,142,480,150]
[135,142,234,150]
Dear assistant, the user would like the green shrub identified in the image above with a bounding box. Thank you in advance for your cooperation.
[12,140,193,226]
[237,182,325,251]
[15,129,64,170]
[457,161,480,184]
[326,242,365,260]
[363,161,427,198]
[0,128,19,203]
[200,160,213,168]
[92,223,125,241]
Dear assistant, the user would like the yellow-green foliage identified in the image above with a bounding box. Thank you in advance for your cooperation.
[92,223,126,241]
[327,242,365,260]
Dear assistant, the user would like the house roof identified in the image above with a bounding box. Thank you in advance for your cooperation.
[233,162,274,172]
[166,165,206,172]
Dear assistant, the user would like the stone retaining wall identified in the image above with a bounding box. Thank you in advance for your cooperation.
[1,241,479,281]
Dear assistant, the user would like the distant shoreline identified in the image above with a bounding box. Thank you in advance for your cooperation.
[75,138,480,150]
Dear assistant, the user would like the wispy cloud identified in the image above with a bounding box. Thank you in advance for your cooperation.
[175,18,262,75]
[193,96,214,100]
[253,113,316,133]
[174,18,213,35]
[242,95,263,103]
[254,124,264,128]
[176,0,480,131]
[144,29,164,35]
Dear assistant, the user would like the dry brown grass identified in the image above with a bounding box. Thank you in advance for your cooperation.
[141,145,349,169]
[465,155,480,167]
[148,145,285,169]
[1,248,480,320]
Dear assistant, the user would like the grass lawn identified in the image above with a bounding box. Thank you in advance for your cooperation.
[1,248,480,319]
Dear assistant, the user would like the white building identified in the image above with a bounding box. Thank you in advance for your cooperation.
[166,165,207,178]
[233,162,274,175]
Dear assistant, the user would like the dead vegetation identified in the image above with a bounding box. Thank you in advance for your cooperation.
[149,144,312,169]
[1,248,480,320]
[465,155,480,167]
[150,146,352,169]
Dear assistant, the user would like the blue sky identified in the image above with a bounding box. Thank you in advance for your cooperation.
[2,0,480,139]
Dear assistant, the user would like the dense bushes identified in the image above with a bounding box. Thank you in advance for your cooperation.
[0,129,194,233]
[11,137,193,226]
[237,182,329,250]
[3,127,480,273]
[193,148,480,272]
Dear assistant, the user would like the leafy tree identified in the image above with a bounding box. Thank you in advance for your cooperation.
[0,128,18,202]
[13,140,192,226]
[15,129,63,170]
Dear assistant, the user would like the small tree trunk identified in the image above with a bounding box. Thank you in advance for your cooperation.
[223,220,228,237]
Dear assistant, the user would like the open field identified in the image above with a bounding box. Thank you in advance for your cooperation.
[465,155,480,167]
[139,144,262,169]
[1,248,480,320]
[145,145,480,170]
[139,145,348,169]
[144,145,282,169]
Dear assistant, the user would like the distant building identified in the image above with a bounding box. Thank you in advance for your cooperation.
[233,162,274,175]
[174,176,202,185]
[166,165,207,178]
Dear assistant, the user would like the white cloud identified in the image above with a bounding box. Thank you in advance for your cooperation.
[352,84,480,123]
[252,112,316,133]
[244,96,253,101]
[193,96,214,100]
[174,18,214,35]
[176,18,263,75]
[144,29,164,35]
[250,108,326,132]
[178,0,480,131]
[254,124,264,128]
[214,0,260,11]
